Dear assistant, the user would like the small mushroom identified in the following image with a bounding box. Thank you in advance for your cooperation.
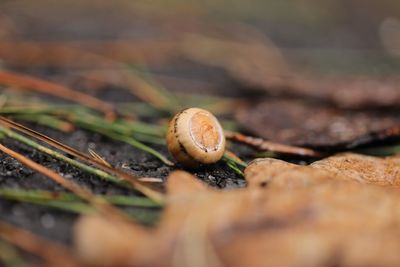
[166,108,226,168]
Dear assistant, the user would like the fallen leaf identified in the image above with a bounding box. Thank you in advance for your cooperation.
[243,157,336,188]
[74,215,153,267]
[236,99,400,148]
[246,153,400,187]
[75,164,400,267]
[311,153,400,186]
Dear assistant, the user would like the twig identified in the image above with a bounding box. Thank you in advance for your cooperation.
[225,131,323,157]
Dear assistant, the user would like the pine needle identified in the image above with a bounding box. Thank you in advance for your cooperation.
[88,148,112,167]
[10,114,75,132]
[0,70,116,120]
[0,143,130,222]
[0,125,126,186]
[0,116,165,203]
[0,188,161,208]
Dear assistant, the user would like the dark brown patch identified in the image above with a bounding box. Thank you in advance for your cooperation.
[236,99,400,149]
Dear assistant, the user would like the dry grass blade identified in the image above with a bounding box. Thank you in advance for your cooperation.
[11,114,76,133]
[0,71,116,120]
[311,153,400,186]
[88,148,112,168]
[0,143,130,222]
[225,131,322,157]
[0,221,81,267]
[0,116,164,203]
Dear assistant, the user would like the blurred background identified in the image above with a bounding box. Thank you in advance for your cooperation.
[1,0,400,79]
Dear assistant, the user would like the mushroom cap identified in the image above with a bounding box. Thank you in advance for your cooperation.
[166,108,226,168]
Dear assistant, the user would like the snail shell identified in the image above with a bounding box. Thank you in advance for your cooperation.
[166,108,226,168]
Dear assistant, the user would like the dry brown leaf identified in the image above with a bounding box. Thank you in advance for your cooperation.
[74,215,153,267]
[311,153,400,186]
[246,153,400,187]
[75,165,400,267]
[244,157,347,189]
[236,99,400,148]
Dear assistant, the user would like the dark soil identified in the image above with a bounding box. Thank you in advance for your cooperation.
[0,122,245,245]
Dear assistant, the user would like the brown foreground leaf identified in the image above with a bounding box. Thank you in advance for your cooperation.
[311,153,400,186]
[236,99,400,148]
[245,153,400,187]
[75,155,400,267]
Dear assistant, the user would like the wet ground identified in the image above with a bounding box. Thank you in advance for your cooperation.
[0,120,245,245]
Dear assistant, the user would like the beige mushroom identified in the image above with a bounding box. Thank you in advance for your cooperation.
[166,108,226,168]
